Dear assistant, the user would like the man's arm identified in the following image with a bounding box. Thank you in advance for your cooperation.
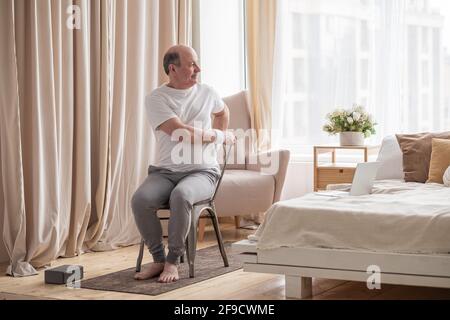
[157,104,234,145]
[157,117,216,144]
[213,104,235,144]
[212,104,230,131]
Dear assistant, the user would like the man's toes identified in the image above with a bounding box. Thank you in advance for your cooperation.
[158,274,176,283]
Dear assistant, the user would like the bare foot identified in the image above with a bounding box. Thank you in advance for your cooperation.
[134,262,165,280]
[158,262,179,283]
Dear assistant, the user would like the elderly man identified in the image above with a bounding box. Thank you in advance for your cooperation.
[131,45,235,283]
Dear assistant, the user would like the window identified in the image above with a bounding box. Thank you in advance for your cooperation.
[198,0,246,97]
[422,61,429,86]
[422,26,429,53]
[292,12,305,49]
[273,0,450,155]
[360,20,370,52]
[292,58,306,92]
[360,59,369,90]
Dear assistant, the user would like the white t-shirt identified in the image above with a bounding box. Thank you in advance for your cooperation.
[145,83,225,172]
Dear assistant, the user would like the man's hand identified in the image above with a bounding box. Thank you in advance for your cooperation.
[158,117,216,144]
[212,129,236,145]
[224,131,236,145]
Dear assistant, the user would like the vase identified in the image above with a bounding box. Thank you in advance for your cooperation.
[339,132,365,146]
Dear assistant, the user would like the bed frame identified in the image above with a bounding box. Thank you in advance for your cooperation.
[232,240,450,299]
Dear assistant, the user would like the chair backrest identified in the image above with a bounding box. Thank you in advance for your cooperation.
[223,91,252,131]
[211,144,232,201]
[220,91,252,170]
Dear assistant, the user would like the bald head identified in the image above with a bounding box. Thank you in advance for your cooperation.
[163,45,201,89]
[163,45,197,75]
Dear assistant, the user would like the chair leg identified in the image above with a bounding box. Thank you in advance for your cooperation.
[184,238,190,265]
[186,222,197,278]
[136,239,145,272]
[209,207,229,267]
[234,216,241,228]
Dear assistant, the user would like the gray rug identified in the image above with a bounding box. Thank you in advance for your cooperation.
[81,243,242,296]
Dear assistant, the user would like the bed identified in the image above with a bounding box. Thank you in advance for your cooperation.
[232,135,450,299]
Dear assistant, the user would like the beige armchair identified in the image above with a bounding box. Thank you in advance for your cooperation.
[198,91,290,240]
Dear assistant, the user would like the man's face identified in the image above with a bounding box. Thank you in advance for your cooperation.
[172,49,201,88]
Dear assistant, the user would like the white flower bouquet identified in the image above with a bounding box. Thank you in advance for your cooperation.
[323,105,376,138]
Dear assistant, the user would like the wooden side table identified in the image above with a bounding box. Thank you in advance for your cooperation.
[313,145,380,191]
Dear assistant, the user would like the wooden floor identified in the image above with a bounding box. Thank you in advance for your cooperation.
[1,222,450,300]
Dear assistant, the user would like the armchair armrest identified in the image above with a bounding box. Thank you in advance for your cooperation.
[247,149,290,203]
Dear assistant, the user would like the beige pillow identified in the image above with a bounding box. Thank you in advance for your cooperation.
[396,132,450,183]
[427,139,450,184]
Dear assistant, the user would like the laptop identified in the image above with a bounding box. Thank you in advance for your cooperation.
[316,162,381,197]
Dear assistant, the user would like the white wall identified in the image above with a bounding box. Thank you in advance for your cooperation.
[280,162,314,201]
[199,0,246,97]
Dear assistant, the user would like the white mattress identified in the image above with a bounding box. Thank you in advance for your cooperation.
[253,180,450,254]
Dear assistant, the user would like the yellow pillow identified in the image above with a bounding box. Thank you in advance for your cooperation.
[427,138,450,184]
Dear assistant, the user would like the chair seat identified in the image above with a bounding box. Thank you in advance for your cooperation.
[157,209,171,218]
[214,170,275,217]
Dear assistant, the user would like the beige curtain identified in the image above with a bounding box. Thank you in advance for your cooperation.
[238,0,277,227]
[246,0,277,152]
[0,0,194,277]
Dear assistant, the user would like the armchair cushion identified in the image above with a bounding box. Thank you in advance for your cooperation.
[215,170,275,217]
[247,149,290,203]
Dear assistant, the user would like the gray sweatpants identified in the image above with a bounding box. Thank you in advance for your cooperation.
[131,165,220,264]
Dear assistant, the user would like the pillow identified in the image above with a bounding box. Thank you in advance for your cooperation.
[444,166,450,187]
[375,135,404,180]
[396,132,450,183]
[427,139,450,184]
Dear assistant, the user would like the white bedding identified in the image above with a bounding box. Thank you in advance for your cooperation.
[253,180,450,254]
